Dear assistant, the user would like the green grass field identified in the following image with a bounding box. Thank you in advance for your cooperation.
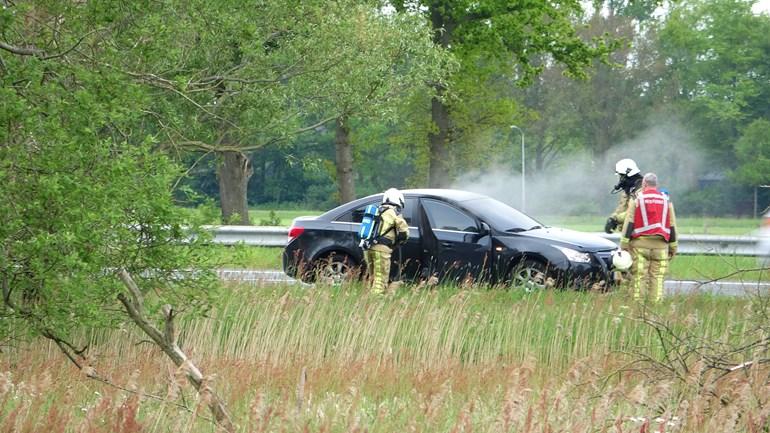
[2,284,766,432]
[249,209,322,226]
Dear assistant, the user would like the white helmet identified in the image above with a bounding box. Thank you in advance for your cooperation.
[615,158,640,176]
[612,250,633,270]
[382,188,405,209]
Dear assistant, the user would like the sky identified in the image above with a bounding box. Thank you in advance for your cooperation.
[755,0,770,13]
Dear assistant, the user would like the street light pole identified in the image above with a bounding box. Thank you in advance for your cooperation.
[510,125,525,212]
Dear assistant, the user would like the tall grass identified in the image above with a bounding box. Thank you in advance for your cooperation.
[189,285,751,374]
[1,284,765,432]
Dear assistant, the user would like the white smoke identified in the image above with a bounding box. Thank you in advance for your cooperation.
[452,119,706,218]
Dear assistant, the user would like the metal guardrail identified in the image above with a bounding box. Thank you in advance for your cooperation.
[210,225,767,257]
[597,233,762,256]
[210,225,289,246]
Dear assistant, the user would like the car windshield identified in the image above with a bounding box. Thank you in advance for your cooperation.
[462,197,543,232]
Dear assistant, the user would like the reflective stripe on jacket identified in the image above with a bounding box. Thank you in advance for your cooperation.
[632,188,671,241]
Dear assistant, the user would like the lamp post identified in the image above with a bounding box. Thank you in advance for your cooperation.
[510,125,525,212]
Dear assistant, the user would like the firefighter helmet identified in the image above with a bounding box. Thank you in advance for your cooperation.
[615,158,640,176]
[382,188,405,209]
[612,250,633,270]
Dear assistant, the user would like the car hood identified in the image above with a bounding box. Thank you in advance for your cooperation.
[514,227,617,252]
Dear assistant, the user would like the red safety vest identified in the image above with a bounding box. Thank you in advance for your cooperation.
[632,188,671,241]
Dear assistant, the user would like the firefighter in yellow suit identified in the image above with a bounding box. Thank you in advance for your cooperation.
[619,173,678,303]
[366,188,410,294]
[605,158,644,233]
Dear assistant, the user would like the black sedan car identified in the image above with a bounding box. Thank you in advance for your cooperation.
[283,189,618,290]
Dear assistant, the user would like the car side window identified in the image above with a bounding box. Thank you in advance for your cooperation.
[336,197,415,225]
[421,199,479,233]
[402,197,417,226]
[336,201,378,223]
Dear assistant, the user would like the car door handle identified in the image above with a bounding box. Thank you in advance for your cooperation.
[440,242,454,248]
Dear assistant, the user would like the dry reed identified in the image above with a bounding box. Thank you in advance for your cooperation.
[0,283,765,432]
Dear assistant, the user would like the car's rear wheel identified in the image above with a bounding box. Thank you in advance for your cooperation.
[310,253,358,286]
[509,259,552,293]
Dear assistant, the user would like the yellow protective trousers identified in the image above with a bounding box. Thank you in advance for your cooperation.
[365,248,391,294]
[629,237,669,303]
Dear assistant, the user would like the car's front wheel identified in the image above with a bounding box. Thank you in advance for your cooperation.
[309,252,359,286]
[509,259,553,292]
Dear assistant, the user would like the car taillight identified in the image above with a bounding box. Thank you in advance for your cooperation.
[288,226,305,242]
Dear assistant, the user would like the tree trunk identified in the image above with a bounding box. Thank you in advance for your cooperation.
[594,126,612,167]
[217,151,253,225]
[428,95,451,187]
[427,5,455,188]
[335,117,356,203]
[535,141,546,173]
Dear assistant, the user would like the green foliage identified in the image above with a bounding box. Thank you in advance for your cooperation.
[677,181,757,217]
[733,119,770,186]
[658,0,770,159]
[306,6,451,121]
[0,1,219,345]
[257,210,281,226]
[249,136,339,209]
[386,0,619,183]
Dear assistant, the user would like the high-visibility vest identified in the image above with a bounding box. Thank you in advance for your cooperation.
[632,188,671,241]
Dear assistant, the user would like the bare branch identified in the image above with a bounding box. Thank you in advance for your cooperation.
[171,150,214,191]
[166,114,336,154]
[1,273,12,307]
[118,268,144,312]
[98,64,242,132]
[117,269,235,432]
[694,266,770,287]
[162,304,176,346]
[86,372,210,420]
[0,40,42,57]
[1,27,102,60]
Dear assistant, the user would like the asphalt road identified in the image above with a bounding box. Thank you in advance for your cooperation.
[218,269,770,296]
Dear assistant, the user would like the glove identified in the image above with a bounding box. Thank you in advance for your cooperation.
[604,217,618,234]
[395,231,408,245]
[669,246,677,259]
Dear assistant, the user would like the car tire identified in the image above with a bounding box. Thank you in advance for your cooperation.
[308,252,359,286]
[508,259,552,293]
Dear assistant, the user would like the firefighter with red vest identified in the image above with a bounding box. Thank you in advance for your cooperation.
[619,173,678,302]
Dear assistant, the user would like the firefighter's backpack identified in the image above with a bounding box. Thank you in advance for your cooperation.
[357,204,381,249]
